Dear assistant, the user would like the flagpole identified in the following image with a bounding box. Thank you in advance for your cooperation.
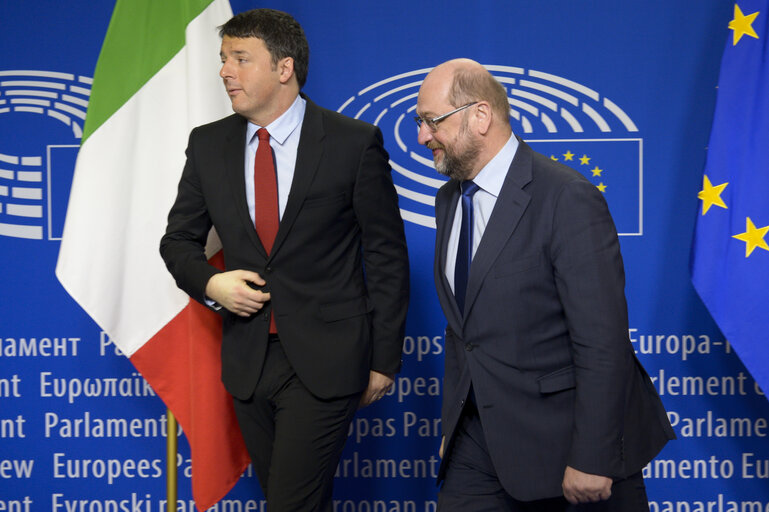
[167,408,178,511]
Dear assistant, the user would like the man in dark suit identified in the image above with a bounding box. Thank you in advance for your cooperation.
[160,9,409,511]
[415,59,674,511]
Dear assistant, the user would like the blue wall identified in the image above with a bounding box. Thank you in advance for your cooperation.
[2,1,768,510]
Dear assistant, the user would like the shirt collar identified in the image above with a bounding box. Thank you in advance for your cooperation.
[247,95,306,146]
[470,134,518,198]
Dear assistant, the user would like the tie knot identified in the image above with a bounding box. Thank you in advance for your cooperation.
[461,180,480,198]
[256,128,270,141]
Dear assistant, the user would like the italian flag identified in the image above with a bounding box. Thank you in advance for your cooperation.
[55,1,249,510]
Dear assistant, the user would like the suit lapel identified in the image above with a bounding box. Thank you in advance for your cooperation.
[223,116,269,258]
[434,182,463,333]
[269,97,324,258]
[464,140,533,317]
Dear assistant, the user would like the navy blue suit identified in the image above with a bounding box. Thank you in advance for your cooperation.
[434,139,674,502]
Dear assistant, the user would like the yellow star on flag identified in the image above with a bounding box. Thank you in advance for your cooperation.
[732,217,769,257]
[579,154,590,165]
[563,151,574,161]
[697,175,729,214]
[591,166,603,177]
[729,4,760,46]
[596,183,607,193]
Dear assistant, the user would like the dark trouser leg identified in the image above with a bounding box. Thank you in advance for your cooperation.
[517,471,648,511]
[437,402,649,512]
[233,340,360,512]
[437,403,516,511]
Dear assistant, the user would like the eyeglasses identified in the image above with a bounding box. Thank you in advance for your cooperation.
[414,102,478,131]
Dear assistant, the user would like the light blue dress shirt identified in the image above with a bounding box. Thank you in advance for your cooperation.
[245,95,306,222]
[205,95,306,308]
[445,134,519,293]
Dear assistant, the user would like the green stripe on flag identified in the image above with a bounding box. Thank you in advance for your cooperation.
[83,0,216,141]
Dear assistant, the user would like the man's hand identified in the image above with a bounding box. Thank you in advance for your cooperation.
[205,270,271,317]
[359,370,394,408]
[562,466,612,504]
[439,435,445,458]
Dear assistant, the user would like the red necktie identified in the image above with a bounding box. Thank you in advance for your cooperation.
[254,128,279,253]
[253,128,278,332]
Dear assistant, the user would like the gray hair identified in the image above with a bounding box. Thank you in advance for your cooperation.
[448,68,509,124]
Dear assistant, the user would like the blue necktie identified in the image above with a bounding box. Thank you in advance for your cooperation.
[455,181,480,314]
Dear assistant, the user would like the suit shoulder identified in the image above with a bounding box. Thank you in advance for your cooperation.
[524,145,612,224]
[190,113,243,136]
[185,114,244,151]
[529,148,591,187]
[314,103,380,138]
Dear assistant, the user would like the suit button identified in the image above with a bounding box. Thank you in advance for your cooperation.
[265,266,272,273]
[465,343,474,351]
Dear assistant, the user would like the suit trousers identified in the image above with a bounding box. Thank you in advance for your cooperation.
[437,402,650,512]
[232,337,361,511]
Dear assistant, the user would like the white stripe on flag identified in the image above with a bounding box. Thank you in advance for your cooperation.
[56,0,233,356]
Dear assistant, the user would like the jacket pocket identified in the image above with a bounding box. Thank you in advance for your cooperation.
[319,297,372,322]
[537,365,576,394]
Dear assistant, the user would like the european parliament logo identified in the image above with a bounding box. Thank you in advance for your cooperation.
[0,70,91,240]
[338,66,643,236]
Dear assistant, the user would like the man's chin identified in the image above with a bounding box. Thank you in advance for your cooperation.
[434,163,450,178]
[433,157,448,176]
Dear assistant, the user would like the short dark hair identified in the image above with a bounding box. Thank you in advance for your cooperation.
[219,9,309,88]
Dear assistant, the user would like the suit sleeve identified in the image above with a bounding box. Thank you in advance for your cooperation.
[352,127,410,375]
[550,178,633,477]
[159,128,222,306]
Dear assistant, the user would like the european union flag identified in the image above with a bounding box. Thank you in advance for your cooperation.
[691,1,769,395]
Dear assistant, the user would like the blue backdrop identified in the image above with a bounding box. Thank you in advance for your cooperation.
[2,1,768,511]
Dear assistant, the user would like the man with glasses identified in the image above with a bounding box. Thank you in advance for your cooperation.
[416,58,673,511]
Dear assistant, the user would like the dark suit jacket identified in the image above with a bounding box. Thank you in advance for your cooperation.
[434,139,673,500]
[160,97,409,400]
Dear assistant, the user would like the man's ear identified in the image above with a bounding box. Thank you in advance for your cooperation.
[277,57,295,84]
[474,101,493,135]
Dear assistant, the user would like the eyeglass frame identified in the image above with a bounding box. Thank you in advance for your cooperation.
[414,102,478,131]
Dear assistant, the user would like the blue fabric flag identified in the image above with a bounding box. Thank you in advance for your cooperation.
[691,1,769,396]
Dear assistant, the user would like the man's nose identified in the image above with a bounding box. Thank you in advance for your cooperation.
[219,60,232,79]
[417,123,433,146]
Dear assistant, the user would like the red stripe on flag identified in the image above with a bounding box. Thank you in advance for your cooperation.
[130,252,249,511]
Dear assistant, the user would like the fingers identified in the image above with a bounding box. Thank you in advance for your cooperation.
[371,372,394,395]
[564,489,610,505]
[206,270,271,316]
[564,488,611,505]
[358,387,386,408]
[358,393,374,408]
[562,467,612,504]
[358,390,376,408]
[239,269,266,287]
[232,291,271,316]
[358,371,394,408]
[230,284,270,316]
